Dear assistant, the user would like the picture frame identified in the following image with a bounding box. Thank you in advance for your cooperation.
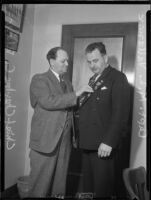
[2,4,25,32]
[5,28,20,52]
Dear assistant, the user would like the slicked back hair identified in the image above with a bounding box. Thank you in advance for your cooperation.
[85,42,106,56]
[46,47,65,63]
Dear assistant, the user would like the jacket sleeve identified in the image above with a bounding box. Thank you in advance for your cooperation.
[102,73,130,148]
[30,75,77,110]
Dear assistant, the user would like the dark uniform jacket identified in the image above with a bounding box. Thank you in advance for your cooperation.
[78,65,130,150]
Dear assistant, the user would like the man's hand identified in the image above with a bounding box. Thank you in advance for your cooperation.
[72,136,77,148]
[98,143,112,158]
[75,85,93,97]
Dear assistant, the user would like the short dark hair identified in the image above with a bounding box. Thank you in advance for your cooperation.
[46,47,64,63]
[85,42,106,55]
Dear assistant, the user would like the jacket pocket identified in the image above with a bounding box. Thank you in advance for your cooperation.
[31,118,46,141]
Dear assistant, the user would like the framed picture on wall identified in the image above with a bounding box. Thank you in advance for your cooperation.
[2,4,25,32]
[5,28,20,52]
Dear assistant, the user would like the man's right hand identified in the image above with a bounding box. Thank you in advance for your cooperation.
[75,85,93,97]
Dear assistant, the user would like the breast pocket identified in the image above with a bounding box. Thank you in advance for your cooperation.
[96,87,111,104]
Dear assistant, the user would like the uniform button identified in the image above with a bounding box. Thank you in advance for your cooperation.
[96,97,100,100]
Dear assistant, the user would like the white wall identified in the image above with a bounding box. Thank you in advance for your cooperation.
[24,4,149,175]
[130,12,147,168]
[5,5,35,188]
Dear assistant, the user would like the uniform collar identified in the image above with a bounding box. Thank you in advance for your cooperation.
[98,65,111,80]
[94,64,110,81]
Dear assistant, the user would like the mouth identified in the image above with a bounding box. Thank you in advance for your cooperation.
[63,68,67,73]
[92,68,98,73]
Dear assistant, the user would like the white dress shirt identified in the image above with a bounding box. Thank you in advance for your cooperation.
[49,68,60,82]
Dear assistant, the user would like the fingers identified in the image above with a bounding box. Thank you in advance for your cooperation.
[98,150,111,158]
[97,143,112,158]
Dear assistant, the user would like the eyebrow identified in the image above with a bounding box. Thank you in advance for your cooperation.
[87,59,98,63]
[61,58,68,62]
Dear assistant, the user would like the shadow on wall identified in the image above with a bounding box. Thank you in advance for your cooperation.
[108,55,145,163]
[114,82,146,197]
[108,55,119,70]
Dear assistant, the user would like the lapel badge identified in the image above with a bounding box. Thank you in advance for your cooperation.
[94,81,103,90]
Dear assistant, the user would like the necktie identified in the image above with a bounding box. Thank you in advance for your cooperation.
[78,74,98,107]
[88,73,98,88]
[59,75,67,93]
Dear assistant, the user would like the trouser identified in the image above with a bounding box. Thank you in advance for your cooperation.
[81,150,116,198]
[27,118,72,198]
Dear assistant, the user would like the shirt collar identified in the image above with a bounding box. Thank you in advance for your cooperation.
[49,68,60,82]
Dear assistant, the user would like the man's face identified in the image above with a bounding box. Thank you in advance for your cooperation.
[51,49,69,75]
[86,48,107,75]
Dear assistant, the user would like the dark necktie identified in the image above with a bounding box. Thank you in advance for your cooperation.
[59,75,67,93]
[78,74,98,106]
[88,73,98,88]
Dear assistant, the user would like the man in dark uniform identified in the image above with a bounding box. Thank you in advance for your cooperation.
[78,42,130,198]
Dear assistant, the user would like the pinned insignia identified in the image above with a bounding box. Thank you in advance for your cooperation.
[96,82,102,86]
[94,81,103,90]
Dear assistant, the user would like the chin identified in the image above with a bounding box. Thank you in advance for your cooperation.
[93,70,99,74]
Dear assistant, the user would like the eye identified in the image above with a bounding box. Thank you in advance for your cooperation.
[93,59,98,63]
[61,60,65,63]
[61,59,68,64]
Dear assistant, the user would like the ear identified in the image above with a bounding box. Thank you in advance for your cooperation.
[49,58,55,67]
[104,55,108,63]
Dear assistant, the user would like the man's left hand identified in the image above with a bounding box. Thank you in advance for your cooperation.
[72,136,78,148]
[98,143,112,158]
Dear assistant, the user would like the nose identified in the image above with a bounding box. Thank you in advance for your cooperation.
[65,60,68,66]
[90,62,95,69]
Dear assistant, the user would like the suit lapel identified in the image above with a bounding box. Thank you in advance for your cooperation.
[46,70,71,94]
[46,69,63,93]
[92,65,112,91]
[61,74,72,93]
